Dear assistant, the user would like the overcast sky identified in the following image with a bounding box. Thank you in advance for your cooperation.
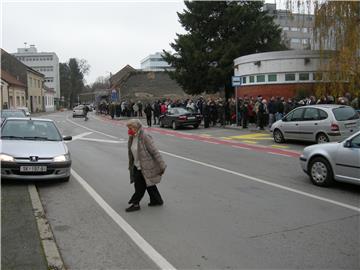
[2,0,187,84]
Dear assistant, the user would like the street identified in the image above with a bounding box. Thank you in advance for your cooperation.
[30,111,360,269]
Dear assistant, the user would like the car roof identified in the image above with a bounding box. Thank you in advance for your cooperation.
[305,104,351,109]
[3,117,54,122]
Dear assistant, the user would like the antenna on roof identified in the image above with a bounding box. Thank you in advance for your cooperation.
[24,42,27,48]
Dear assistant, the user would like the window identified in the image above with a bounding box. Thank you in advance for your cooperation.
[291,108,304,121]
[242,77,246,84]
[285,73,296,81]
[290,27,300,31]
[303,108,319,121]
[282,26,289,31]
[249,76,254,83]
[29,77,33,87]
[318,109,328,120]
[351,134,360,148]
[38,80,41,88]
[302,39,309,44]
[302,28,308,33]
[256,75,265,83]
[299,73,309,81]
[332,107,359,121]
[268,74,277,82]
[291,38,301,43]
[16,96,20,106]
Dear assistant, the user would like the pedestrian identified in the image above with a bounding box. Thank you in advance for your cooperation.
[126,119,166,212]
[144,103,153,127]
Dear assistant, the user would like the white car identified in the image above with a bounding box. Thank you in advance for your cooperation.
[300,131,360,186]
[73,105,85,117]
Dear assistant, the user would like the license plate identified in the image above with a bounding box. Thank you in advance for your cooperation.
[20,166,47,172]
[188,117,195,120]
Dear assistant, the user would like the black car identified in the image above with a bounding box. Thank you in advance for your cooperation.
[159,107,202,130]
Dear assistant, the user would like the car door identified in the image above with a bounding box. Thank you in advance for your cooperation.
[165,109,175,126]
[281,108,304,140]
[300,108,321,141]
[334,133,360,183]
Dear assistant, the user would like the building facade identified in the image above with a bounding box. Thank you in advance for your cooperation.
[12,45,61,105]
[264,3,315,50]
[233,50,332,100]
[27,68,45,112]
[140,52,173,71]
[1,70,26,109]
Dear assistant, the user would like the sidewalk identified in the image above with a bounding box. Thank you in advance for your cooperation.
[1,183,47,270]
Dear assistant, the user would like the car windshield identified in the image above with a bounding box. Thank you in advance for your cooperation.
[176,108,191,114]
[1,110,26,118]
[1,119,62,141]
[332,107,359,121]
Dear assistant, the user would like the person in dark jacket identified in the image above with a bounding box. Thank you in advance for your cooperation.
[144,103,153,127]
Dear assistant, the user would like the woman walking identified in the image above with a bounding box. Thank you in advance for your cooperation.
[126,119,166,212]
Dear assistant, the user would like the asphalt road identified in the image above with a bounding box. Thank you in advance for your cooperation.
[37,111,360,270]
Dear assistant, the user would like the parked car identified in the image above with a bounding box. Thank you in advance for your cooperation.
[16,107,31,116]
[159,107,202,130]
[0,118,72,182]
[1,109,27,125]
[73,105,85,117]
[300,131,360,186]
[271,105,360,144]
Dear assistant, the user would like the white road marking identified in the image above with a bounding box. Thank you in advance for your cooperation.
[67,123,360,213]
[66,118,119,139]
[71,132,93,141]
[78,138,126,144]
[71,169,176,270]
[232,145,251,150]
[267,151,294,158]
[159,150,360,213]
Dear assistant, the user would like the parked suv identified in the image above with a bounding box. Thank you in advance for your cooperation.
[270,105,360,144]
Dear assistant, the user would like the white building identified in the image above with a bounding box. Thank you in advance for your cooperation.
[233,50,333,99]
[140,52,173,71]
[12,45,61,105]
[263,3,315,50]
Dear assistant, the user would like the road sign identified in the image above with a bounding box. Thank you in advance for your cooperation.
[232,76,241,87]
[111,89,118,101]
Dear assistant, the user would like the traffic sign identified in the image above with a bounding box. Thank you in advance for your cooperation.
[232,76,241,87]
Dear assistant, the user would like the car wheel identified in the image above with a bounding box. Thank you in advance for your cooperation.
[273,129,285,143]
[316,133,329,144]
[172,121,178,130]
[160,120,164,128]
[309,157,334,187]
[193,124,199,129]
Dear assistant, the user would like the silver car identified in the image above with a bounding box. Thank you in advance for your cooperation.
[271,105,360,144]
[300,131,360,186]
[1,118,72,182]
[73,105,85,117]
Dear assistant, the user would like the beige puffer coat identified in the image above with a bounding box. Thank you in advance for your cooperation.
[128,129,167,186]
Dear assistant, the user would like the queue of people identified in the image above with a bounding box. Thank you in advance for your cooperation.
[97,93,360,130]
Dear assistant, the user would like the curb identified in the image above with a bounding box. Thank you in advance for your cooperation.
[28,185,66,270]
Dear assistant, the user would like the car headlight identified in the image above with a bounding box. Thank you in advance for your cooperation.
[0,154,15,162]
[53,154,70,162]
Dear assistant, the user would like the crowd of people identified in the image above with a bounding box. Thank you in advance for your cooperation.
[97,93,360,129]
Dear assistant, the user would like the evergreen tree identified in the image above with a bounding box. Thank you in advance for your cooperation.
[163,1,285,96]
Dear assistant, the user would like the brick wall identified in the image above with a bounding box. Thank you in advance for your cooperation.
[236,83,316,100]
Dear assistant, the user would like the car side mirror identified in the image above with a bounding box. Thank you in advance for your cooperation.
[344,140,352,148]
[63,136,72,141]
[26,112,30,116]
[282,117,287,122]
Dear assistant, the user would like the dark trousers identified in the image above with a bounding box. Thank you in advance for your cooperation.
[129,167,163,204]
[146,115,152,127]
